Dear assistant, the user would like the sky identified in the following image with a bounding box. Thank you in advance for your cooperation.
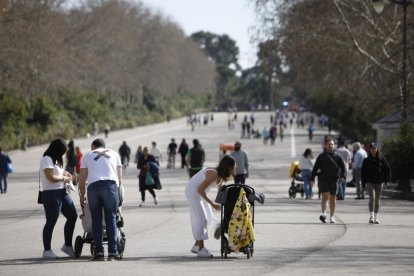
[134,0,258,69]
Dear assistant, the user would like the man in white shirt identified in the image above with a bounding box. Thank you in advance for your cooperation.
[150,141,162,165]
[335,139,352,200]
[352,142,367,199]
[79,139,123,261]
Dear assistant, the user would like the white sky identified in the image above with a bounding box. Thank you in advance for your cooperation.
[134,0,258,69]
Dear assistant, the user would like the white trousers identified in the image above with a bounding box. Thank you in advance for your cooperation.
[185,191,217,240]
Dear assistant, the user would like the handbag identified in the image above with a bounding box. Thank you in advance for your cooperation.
[145,172,155,186]
[37,171,43,204]
[215,186,228,204]
[6,163,13,174]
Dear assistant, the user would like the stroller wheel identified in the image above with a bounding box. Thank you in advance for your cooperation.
[246,247,251,259]
[118,231,126,257]
[74,236,83,258]
[90,242,96,257]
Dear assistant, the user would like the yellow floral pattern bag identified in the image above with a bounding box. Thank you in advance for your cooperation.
[228,188,255,252]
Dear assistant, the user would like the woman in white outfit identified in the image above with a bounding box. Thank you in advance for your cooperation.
[185,155,236,258]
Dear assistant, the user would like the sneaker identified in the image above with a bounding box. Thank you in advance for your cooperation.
[43,250,58,259]
[374,218,380,224]
[60,245,75,257]
[330,217,336,223]
[214,226,221,240]
[197,248,213,258]
[369,217,375,224]
[139,202,145,207]
[93,252,105,261]
[190,245,199,254]
[154,198,158,205]
[108,253,122,261]
[319,215,326,223]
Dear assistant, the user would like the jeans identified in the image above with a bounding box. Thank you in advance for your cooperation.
[234,174,246,185]
[337,178,347,199]
[42,188,77,250]
[366,183,383,213]
[355,169,363,198]
[301,170,312,196]
[0,173,8,193]
[87,180,119,254]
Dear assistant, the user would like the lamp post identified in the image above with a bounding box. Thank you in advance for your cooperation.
[372,0,412,121]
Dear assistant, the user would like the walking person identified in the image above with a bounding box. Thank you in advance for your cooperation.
[137,147,158,207]
[79,138,123,261]
[118,141,131,169]
[178,139,189,169]
[0,148,12,194]
[185,155,236,258]
[150,141,162,165]
[361,143,391,224]
[230,141,249,185]
[167,138,178,169]
[186,139,205,178]
[311,138,346,223]
[335,139,352,200]
[134,145,143,165]
[65,140,78,181]
[353,142,367,199]
[40,139,77,259]
[299,148,314,199]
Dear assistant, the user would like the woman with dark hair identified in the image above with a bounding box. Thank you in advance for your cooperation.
[65,140,78,180]
[137,146,158,207]
[185,155,236,258]
[40,138,77,259]
[361,142,391,224]
[299,148,314,199]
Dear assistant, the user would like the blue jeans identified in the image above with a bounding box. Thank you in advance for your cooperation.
[301,170,312,196]
[43,188,77,250]
[0,173,8,193]
[337,178,347,199]
[87,180,119,254]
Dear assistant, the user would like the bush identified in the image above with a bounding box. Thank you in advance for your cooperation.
[382,122,414,187]
[0,89,211,151]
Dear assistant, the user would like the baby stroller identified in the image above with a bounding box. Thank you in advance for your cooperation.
[288,161,305,198]
[215,184,257,259]
[74,186,126,258]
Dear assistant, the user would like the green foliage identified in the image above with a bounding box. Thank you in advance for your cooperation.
[0,92,29,149]
[382,123,414,184]
[0,89,210,151]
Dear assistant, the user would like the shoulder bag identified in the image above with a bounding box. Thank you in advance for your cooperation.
[37,171,43,204]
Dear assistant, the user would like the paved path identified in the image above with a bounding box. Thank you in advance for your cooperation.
[0,112,413,275]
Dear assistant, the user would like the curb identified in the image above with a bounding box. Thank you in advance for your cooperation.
[383,189,414,201]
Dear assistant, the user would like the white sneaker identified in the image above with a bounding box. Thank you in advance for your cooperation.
[190,245,199,254]
[197,248,213,258]
[330,217,336,223]
[43,250,58,259]
[154,198,158,205]
[139,202,145,207]
[61,245,75,257]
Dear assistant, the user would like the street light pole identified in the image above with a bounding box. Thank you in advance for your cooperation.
[372,0,411,121]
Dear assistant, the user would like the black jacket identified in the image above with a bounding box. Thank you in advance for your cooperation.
[361,154,391,185]
[311,151,346,183]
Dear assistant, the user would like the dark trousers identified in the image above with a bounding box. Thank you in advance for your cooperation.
[42,188,77,250]
[180,153,186,168]
[234,174,247,185]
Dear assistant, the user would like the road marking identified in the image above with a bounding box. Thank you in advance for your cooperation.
[290,126,296,158]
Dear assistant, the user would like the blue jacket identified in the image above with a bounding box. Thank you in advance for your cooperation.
[0,152,12,174]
